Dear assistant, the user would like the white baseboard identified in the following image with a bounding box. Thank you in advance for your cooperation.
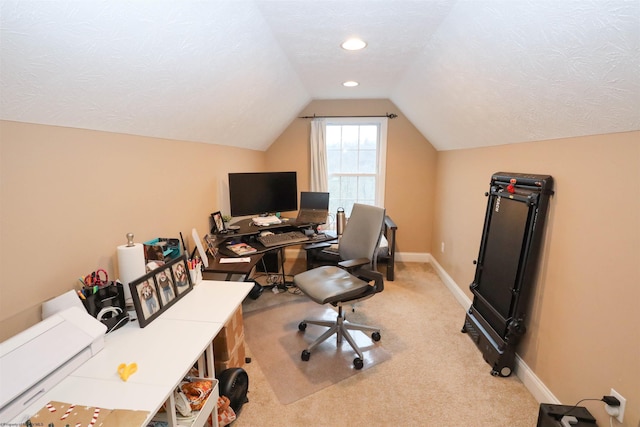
[514,355,559,404]
[428,255,559,404]
[427,254,472,310]
[396,252,430,263]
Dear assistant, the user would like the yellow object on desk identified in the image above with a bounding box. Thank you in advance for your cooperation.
[117,362,138,381]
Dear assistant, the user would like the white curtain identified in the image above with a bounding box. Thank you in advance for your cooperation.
[309,118,328,192]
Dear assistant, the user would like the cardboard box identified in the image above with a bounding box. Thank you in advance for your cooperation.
[213,306,244,360]
[214,337,246,377]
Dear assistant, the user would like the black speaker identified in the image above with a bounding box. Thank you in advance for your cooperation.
[218,367,249,415]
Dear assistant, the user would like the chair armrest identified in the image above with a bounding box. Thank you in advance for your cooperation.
[383,216,397,255]
[352,267,384,293]
[338,257,371,270]
[381,215,397,281]
[384,215,397,231]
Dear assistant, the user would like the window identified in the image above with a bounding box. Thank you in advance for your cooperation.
[324,117,387,217]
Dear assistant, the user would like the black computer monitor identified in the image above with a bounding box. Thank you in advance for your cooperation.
[228,171,298,217]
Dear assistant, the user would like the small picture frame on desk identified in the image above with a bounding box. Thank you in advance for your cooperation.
[204,234,219,259]
[130,274,162,328]
[169,255,193,296]
[155,266,176,307]
[211,211,226,234]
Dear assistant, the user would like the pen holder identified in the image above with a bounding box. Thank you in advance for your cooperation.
[81,282,129,331]
[189,268,202,285]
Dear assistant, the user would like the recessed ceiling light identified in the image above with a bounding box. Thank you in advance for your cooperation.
[341,38,367,51]
[343,81,359,87]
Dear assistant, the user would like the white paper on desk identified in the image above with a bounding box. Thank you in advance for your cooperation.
[219,257,251,263]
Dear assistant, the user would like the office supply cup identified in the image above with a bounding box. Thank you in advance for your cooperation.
[81,282,129,332]
[189,267,202,284]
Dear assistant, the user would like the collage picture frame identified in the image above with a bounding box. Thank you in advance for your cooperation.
[129,254,193,328]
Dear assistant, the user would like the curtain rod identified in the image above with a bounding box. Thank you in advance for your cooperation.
[298,113,398,119]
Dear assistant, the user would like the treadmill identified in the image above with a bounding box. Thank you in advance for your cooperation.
[462,172,554,377]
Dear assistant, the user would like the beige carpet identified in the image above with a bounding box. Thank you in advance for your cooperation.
[243,293,392,404]
[236,261,541,426]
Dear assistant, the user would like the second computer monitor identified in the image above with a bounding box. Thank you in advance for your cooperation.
[296,192,330,225]
[300,192,330,210]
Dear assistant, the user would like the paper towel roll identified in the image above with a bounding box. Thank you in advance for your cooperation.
[117,242,146,303]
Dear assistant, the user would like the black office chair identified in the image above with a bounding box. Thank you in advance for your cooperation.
[293,203,386,369]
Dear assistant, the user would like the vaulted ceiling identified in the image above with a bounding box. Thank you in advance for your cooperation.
[1,0,638,151]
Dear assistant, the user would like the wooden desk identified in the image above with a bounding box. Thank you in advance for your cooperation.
[10,280,253,427]
[211,224,336,289]
[203,253,264,281]
[214,218,336,257]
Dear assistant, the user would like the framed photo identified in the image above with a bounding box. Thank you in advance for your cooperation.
[192,228,209,268]
[155,266,177,307]
[204,234,219,259]
[168,255,193,296]
[130,273,162,328]
[211,211,226,234]
[130,255,194,328]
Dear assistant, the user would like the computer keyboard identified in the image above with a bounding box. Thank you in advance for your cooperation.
[257,230,309,248]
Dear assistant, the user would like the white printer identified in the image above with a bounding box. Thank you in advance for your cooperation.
[0,306,106,422]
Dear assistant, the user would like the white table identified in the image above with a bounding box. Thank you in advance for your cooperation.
[162,280,253,324]
[71,318,220,385]
[10,280,253,427]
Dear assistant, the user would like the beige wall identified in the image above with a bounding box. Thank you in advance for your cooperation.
[0,103,435,339]
[432,131,640,426]
[266,99,438,254]
[2,115,638,426]
[0,120,265,340]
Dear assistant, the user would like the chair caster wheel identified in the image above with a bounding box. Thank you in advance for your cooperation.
[301,350,310,361]
[298,322,307,332]
[371,332,381,342]
[353,358,364,370]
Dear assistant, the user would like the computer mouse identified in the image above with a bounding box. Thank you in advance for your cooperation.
[260,231,274,237]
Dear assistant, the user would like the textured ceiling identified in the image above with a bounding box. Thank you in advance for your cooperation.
[1,0,638,151]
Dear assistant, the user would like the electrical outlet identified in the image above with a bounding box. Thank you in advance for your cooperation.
[608,388,626,423]
[441,242,445,253]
